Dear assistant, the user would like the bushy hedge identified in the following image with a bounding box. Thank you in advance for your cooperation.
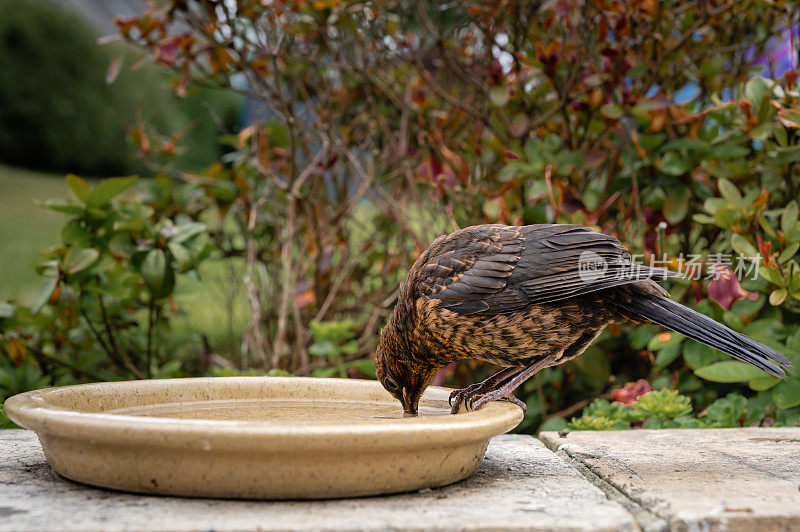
[0,0,241,175]
[1,1,799,432]
[0,0,130,174]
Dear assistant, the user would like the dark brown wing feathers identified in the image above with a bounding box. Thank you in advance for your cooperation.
[411,224,675,315]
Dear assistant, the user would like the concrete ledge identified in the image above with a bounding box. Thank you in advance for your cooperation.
[4,427,800,531]
[0,430,635,532]
[540,428,800,532]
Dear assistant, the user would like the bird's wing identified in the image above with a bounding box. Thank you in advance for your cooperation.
[413,224,677,315]
[412,224,527,315]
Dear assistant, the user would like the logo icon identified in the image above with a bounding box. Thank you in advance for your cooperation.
[578,250,608,281]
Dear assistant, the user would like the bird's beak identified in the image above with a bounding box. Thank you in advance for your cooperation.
[401,387,418,416]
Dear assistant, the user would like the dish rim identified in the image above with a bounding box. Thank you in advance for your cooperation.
[3,376,524,451]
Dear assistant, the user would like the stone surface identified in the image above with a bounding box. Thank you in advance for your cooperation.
[0,430,636,532]
[540,428,800,532]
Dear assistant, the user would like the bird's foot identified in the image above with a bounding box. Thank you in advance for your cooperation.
[470,390,526,413]
[449,382,489,414]
[448,367,525,414]
[449,385,526,414]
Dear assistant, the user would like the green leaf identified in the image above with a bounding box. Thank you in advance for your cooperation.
[660,152,691,176]
[568,415,629,431]
[168,242,193,272]
[0,302,16,319]
[30,277,58,314]
[683,342,715,370]
[772,379,800,409]
[41,199,84,215]
[769,288,788,306]
[308,341,336,358]
[778,242,799,263]
[156,359,182,377]
[745,394,771,425]
[65,174,90,204]
[785,328,800,368]
[347,358,376,378]
[703,197,728,215]
[674,416,705,429]
[87,207,108,220]
[583,399,640,422]
[664,186,690,224]
[743,318,785,350]
[539,416,568,432]
[729,294,766,317]
[775,124,789,145]
[88,176,138,207]
[654,342,682,370]
[693,214,715,224]
[748,374,780,391]
[311,367,338,378]
[641,417,662,429]
[782,200,798,235]
[631,326,657,349]
[707,145,749,160]
[340,340,359,355]
[744,76,769,109]
[759,266,783,286]
[704,393,746,427]
[694,360,768,383]
[713,207,737,228]
[731,234,757,257]
[208,181,237,201]
[750,122,774,141]
[635,389,692,420]
[600,104,623,119]
[65,247,99,274]
[170,222,206,244]
[775,407,800,426]
[488,85,509,107]
[759,214,777,238]
[722,310,744,331]
[85,281,127,299]
[717,178,742,206]
[141,249,167,291]
[108,233,133,257]
[777,109,800,128]
[61,221,90,244]
[648,332,684,351]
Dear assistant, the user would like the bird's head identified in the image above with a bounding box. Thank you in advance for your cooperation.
[374,328,437,416]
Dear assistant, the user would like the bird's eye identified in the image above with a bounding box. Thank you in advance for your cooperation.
[384,376,399,391]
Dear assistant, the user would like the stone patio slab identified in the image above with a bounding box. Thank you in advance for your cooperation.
[0,430,636,532]
[540,428,800,532]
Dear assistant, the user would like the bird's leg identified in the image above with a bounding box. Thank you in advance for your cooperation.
[449,366,522,414]
[470,357,552,412]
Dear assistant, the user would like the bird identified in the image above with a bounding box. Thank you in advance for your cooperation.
[374,224,791,415]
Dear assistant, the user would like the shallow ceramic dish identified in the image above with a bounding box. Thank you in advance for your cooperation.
[3,376,523,499]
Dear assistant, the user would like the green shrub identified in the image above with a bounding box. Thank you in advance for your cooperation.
[0,174,214,416]
[0,0,130,174]
[2,1,798,433]
[569,388,797,431]
[105,1,800,429]
[0,0,242,175]
[309,320,375,379]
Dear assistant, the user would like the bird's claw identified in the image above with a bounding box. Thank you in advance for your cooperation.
[449,385,525,414]
[470,390,526,413]
[448,382,485,413]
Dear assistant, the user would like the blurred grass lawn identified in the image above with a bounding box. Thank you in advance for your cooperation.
[0,163,65,303]
[0,163,247,356]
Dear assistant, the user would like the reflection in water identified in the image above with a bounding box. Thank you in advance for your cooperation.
[105,399,449,424]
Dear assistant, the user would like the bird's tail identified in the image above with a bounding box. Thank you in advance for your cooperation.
[616,296,792,378]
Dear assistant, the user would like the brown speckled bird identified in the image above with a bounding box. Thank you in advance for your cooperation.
[375,224,791,415]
